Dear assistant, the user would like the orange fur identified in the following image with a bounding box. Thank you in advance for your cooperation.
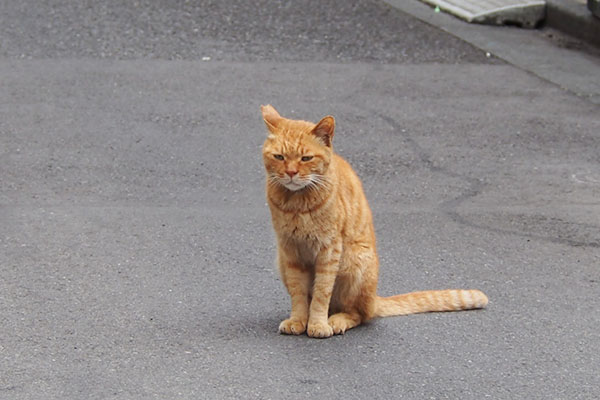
[261,105,488,338]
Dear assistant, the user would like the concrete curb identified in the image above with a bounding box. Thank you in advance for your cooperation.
[546,0,600,47]
[418,0,546,28]
[384,0,600,104]
[413,0,600,47]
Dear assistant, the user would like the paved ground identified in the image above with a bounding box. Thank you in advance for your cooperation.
[1,1,599,399]
[0,0,493,63]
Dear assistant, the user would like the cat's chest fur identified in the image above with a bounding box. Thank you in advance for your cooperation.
[270,206,338,262]
[275,211,327,240]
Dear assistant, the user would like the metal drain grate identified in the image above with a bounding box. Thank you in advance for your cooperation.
[420,0,546,28]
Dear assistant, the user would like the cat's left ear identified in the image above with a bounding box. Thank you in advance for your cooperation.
[312,116,335,147]
[261,104,282,133]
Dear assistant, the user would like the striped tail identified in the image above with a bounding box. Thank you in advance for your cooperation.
[374,289,488,318]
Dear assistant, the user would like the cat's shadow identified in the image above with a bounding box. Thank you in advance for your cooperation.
[223,313,378,341]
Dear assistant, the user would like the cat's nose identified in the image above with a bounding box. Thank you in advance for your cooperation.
[286,170,298,178]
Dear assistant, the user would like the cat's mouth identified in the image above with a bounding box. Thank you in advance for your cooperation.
[282,179,308,191]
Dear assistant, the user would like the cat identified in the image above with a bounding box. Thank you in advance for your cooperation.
[261,104,488,338]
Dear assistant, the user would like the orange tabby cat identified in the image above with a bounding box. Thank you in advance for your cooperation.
[261,105,488,338]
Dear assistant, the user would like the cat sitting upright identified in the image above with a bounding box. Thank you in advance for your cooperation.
[261,105,488,338]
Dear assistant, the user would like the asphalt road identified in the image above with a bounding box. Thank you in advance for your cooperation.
[1,1,599,399]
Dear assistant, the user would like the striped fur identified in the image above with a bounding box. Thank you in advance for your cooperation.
[375,289,488,317]
[261,105,488,338]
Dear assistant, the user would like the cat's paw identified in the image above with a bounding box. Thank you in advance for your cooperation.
[307,320,334,338]
[279,318,307,335]
[328,314,351,335]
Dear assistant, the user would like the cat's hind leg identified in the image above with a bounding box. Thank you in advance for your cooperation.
[328,311,361,335]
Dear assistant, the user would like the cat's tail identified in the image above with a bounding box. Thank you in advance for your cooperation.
[374,289,488,317]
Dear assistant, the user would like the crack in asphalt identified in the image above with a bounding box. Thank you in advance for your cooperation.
[376,113,600,249]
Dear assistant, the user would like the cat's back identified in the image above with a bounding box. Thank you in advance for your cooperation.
[332,153,375,239]
[333,153,369,202]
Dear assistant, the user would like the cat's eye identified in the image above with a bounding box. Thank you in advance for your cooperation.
[301,156,313,162]
[273,154,284,160]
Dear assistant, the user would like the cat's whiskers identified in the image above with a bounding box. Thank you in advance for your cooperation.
[267,169,330,193]
[302,175,332,197]
[267,174,284,189]
[309,174,332,190]
[305,181,320,196]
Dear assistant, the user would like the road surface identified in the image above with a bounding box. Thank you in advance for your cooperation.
[1,1,599,398]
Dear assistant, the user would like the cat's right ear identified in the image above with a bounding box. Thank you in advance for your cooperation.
[261,104,282,133]
[312,115,335,147]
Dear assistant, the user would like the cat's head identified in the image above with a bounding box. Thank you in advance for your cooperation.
[261,105,335,192]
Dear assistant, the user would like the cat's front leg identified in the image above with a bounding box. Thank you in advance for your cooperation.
[307,240,342,338]
[278,258,311,335]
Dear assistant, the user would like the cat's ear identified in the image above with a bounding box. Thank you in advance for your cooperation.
[312,115,335,147]
[261,104,282,133]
